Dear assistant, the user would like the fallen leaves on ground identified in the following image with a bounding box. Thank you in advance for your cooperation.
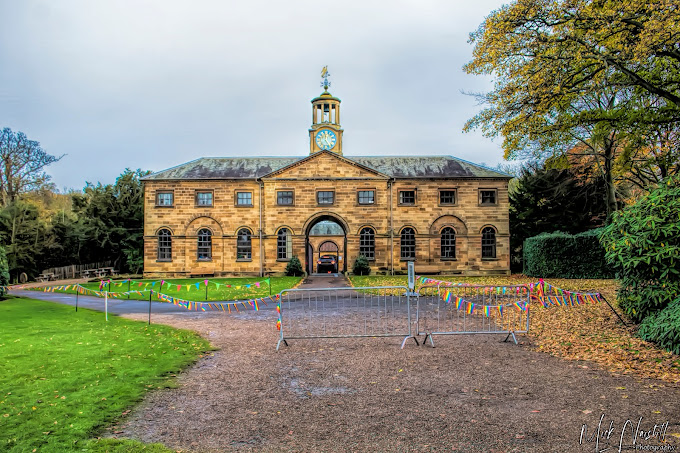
[351,275,680,384]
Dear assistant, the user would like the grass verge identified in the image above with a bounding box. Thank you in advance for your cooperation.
[31,276,302,303]
[0,297,212,452]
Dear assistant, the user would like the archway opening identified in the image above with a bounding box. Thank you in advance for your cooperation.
[317,241,339,273]
[306,216,347,274]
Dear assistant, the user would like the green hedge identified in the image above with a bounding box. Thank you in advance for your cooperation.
[523,229,613,278]
[638,297,680,355]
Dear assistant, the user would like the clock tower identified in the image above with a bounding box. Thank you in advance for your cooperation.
[310,67,343,155]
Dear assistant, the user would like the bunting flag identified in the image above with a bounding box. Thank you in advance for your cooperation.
[456,296,464,311]
[466,303,475,315]
[276,302,282,331]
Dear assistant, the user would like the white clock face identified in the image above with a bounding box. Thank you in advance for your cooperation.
[315,129,337,150]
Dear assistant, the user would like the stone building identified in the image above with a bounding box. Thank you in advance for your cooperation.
[141,77,511,277]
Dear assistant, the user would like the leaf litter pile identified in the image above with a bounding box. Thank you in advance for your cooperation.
[107,276,680,452]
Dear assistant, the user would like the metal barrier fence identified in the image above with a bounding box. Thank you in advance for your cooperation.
[416,284,531,347]
[276,286,419,351]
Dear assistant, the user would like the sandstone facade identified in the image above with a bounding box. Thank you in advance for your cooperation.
[143,152,510,277]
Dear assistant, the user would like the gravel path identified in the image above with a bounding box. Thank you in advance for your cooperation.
[110,309,679,452]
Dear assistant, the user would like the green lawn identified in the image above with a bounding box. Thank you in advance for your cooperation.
[0,297,212,452]
[33,276,302,303]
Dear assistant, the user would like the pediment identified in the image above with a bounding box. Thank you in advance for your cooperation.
[261,151,389,180]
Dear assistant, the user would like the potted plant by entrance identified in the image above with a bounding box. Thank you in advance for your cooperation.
[352,255,371,275]
[285,256,304,276]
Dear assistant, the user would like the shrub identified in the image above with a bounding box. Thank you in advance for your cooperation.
[285,256,304,276]
[638,297,680,355]
[523,228,612,278]
[600,176,680,322]
[352,255,371,275]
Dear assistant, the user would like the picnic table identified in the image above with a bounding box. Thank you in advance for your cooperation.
[80,269,96,278]
[80,268,119,278]
[36,272,56,282]
[99,267,119,277]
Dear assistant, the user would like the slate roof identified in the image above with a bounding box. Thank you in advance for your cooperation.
[142,154,511,180]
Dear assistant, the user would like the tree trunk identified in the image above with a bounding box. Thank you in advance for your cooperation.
[603,137,618,221]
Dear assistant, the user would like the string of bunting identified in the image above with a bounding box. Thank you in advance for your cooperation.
[528,279,604,308]
[439,288,529,317]
[33,284,280,313]
[421,276,605,317]
[154,290,280,313]
[96,277,271,291]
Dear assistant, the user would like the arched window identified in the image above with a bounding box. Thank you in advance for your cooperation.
[197,228,212,260]
[157,229,172,261]
[441,227,456,259]
[481,227,496,259]
[359,227,375,260]
[237,228,251,260]
[400,227,416,260]
[277,228,292,260]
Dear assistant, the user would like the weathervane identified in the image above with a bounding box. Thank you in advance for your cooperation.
[320,66,331,91]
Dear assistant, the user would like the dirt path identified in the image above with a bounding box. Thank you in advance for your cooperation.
[111,310,680,452]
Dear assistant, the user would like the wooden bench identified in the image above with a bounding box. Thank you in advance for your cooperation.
[37,273,56,282]
[414,265,441,275]
[189,272,215,278]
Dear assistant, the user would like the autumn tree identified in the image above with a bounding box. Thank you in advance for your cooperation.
[0,128,63,206]
[464,0,680,217]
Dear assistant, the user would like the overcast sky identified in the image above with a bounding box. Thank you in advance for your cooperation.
[0,0,508,191]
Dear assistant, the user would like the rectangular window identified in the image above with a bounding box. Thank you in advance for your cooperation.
[277,191,294,206]
[156,192,173,206]
[480,189,497,205]
[439,190,456,205]
[317,191,334,205]
[196,191,213,207]
[236,191,252,206]
[358,190,375,205]
[399,190,416,205]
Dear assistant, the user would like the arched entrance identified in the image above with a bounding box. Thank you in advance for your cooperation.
[305,216,347,274]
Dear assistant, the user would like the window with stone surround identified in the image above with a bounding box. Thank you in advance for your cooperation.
[236,228,251,260]
[196,191,213,207]
[197,228,212,260]
[358,190,375,205]
[157,229,172,261]
[398,190,416,205]
[277,228,292,260]
[277,191,294,206]
[236,191,253,206]
[439,189,456,206]
[359,227,375,260]
[156,191,174,207]
[481,227,497,259]
[317,191,335,205]
[479,189,498,205]
[440,227,456,259]
[400,227,416,260]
